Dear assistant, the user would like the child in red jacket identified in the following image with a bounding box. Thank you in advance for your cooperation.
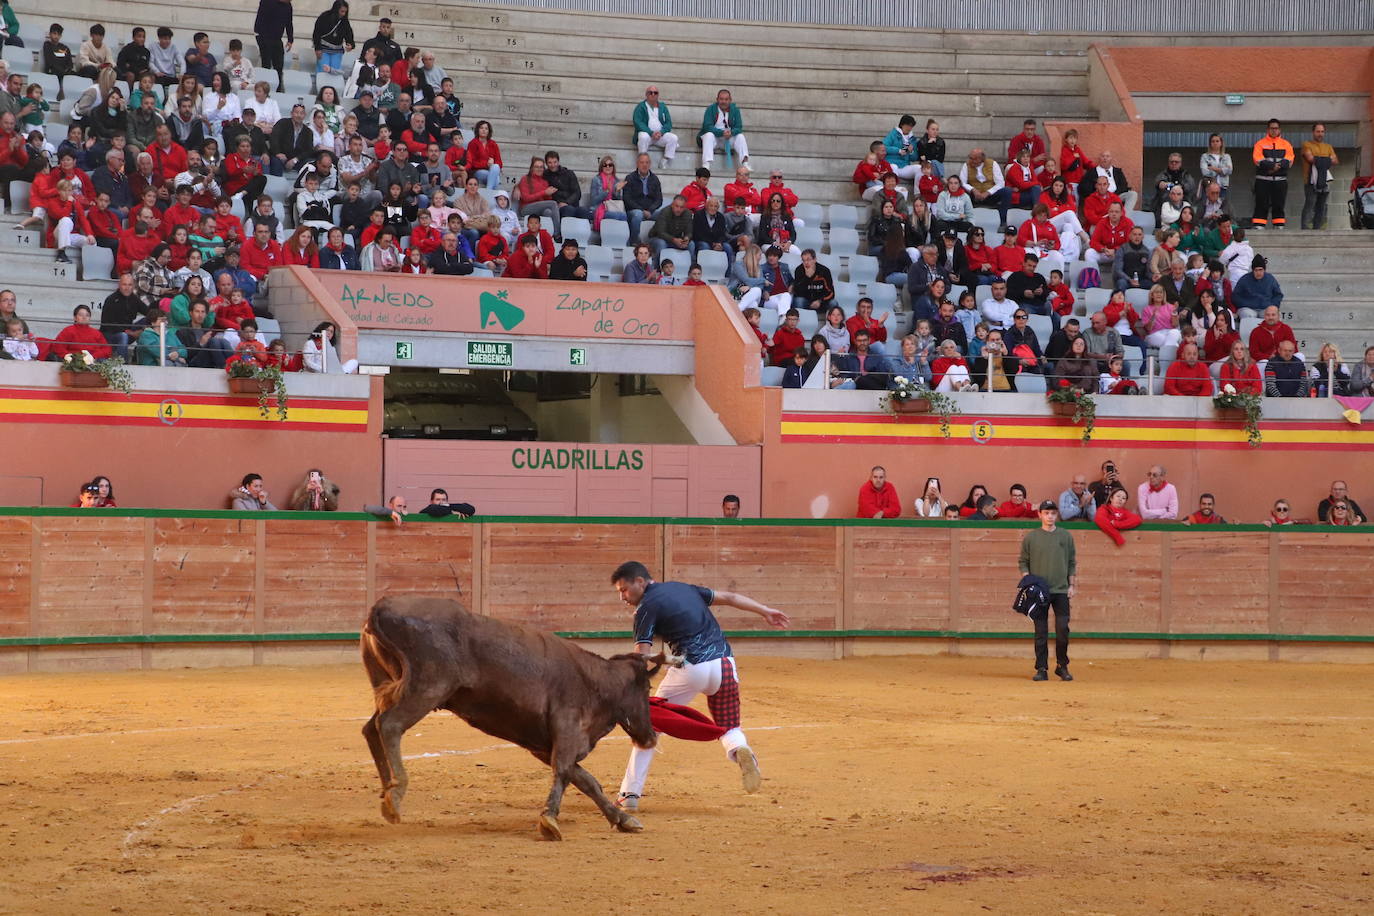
[1047,269,1075,316]
[917,161,943,204]
[407,210,443,255]
[1095,488,1142,546]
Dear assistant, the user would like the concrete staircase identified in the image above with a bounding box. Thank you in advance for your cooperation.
[1248,229,1374,359]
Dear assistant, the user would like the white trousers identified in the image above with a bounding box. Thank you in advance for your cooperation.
[891,162,921,179]
[1145,329,1181,349]
[620,656,749,798]
[701,132,749,166]
[56,217,88,249]
[636,131,679,161]
[739,288,792,314]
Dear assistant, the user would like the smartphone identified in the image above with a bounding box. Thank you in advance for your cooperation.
[310,471,321,484]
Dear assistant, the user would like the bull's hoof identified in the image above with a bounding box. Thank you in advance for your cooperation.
[537,814,563,841]
[380,790,402,824]
[615,814,643,833]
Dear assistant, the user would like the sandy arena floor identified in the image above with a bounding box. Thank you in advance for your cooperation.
[1,655,1371,914]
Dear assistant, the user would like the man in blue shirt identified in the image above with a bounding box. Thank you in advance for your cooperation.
[610,560,790,812]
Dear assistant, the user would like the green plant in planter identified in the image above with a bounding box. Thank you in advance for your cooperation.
[882,375,961,438]
[1213,384,1263,447]
[1046,386,1096,443]
[61,351,135,394]
[228,361,289,421]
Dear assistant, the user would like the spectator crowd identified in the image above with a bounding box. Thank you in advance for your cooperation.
[853,466,1365,536]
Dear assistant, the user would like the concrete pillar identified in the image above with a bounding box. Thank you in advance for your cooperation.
[590,373,622,442]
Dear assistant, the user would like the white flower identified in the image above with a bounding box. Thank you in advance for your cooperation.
[63,354,73,363]
[81,350,93,361]
[1223,384,1236,396]
[894,376,908,385]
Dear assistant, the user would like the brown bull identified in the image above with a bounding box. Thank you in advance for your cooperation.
[360,595,661,840]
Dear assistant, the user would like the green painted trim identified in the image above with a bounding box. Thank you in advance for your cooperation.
[4,630,1373,648]
[0,506,1345,533]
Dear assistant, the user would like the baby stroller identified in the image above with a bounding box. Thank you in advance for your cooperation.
[1350,176,1374,229]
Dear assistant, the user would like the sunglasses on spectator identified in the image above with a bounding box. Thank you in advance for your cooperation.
[1335,505,1349,511]
[646,90,659,94]
[1014,313,1028,319]
[770,174,783,179]
[1275,506,1290,513]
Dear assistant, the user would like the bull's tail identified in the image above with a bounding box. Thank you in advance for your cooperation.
[360,603,409,714]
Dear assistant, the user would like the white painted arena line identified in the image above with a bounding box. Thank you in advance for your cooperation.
[0,717,372,746]
[117,722,836,858]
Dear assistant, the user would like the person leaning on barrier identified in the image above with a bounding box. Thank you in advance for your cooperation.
[418,488,475,519]
[364,495,408,527]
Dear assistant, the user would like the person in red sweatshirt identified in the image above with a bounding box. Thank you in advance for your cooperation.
[14,159,57,231]
[504,234,548,279]
[162,185,202,236]
[916,160,943,204]
[214,287,256,332]
[852,142,895,200]
[998,484,1040,519]
[1094,487,1141,546]
[1247,305,1297,362]
[757,171,799,216]
[1163,342,1214,395]
[990,227,1026,276]
[240,222,284,279]
[51,305,112,360]
[1086,204,1134,270]
[1082,182,1124,233]
[407,210,443,255]
[148,125,188,189]
[856,466,901,519]
[44,179,94,263]
[679,168,714,212]
[769,308,807,366]
[1182,493,1227,525]
[723,164,760,213]
[0,110,39,189]
[475,216,509,272]
[115,218,160,276]
[282,226,320,267]
[212,197,246,248]
[1004,148,1042,208]
[86,190,122,257]
[1047,269,1075,317]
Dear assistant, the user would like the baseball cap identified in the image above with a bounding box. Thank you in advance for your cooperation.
[1037,500,1057,511]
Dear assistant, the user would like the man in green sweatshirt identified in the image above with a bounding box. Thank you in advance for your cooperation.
[1018,499,1077,682]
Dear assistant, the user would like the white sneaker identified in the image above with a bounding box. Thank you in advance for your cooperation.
[735,748,761,794]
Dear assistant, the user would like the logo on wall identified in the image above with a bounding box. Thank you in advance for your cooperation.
[480,290,526,331]
[970,419,995,444]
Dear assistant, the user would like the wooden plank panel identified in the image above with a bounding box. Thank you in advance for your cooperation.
[955,528,1029,632]
[847,529,952,630]
[1074,530,1164,632]
[1169,531,1270,633]
[263,520,369,631]
[666,525,840,632]
[150,518,256,634]
[35,518,145,636]
[1277,532,1374,636]
[374,523,475,600]
[0,517,33,637]
[485,523,660,630]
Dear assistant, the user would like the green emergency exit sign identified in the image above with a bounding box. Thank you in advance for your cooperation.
[569,347,586,366]
[395,341,413,360]
[468,340,514,367]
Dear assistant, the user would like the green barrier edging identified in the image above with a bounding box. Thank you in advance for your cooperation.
[4,630,1373,648]
[0,506,1352,533]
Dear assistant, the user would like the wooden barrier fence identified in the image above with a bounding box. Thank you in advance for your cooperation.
[1,509,1372,672]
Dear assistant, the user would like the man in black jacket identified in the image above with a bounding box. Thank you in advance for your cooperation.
[92,149,133,217]
[385,91,416,140]
[427,232,474,276]
[116,27,152,84]
[905,245,948,300]
[622,152,662,241]
[269,103,313,174]
[352,92,382,140]
[361,18,401,68]
[253,0,295,93]
[1007,254,1056,332]
[548,238,588,280]
[101,273,146,359]
[544,151,592,221]
[1077,150,1137,213]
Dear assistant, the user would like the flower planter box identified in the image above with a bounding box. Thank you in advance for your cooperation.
[59,372,108,389]
[1049,401,1079,417]
[891,398,932,414]
[228,377,275,395]
[1214,407,1248,421]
